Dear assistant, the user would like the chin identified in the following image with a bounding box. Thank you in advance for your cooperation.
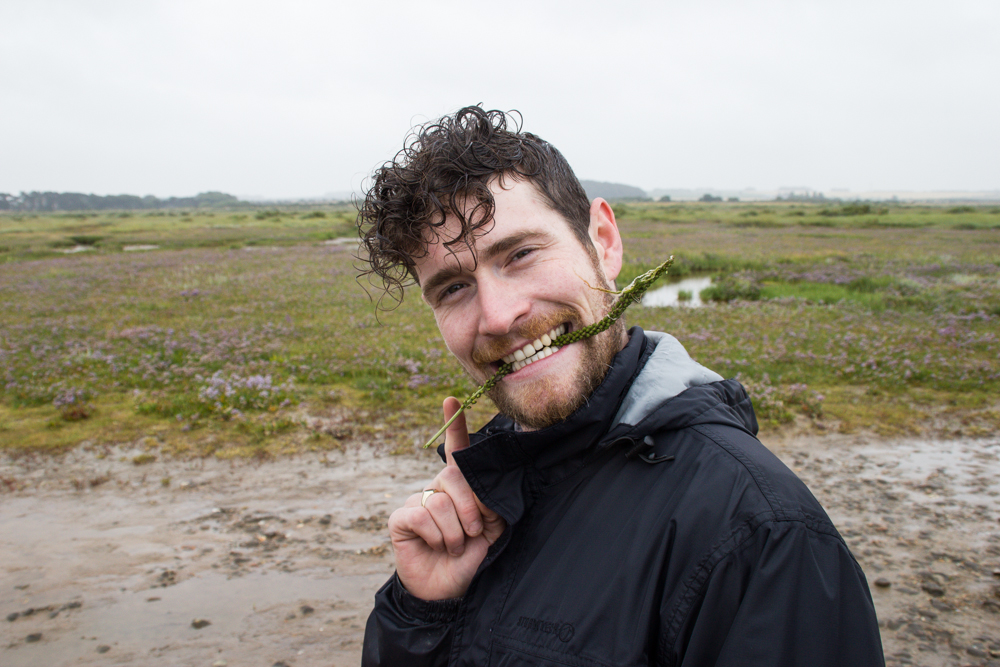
[489,375,586,431]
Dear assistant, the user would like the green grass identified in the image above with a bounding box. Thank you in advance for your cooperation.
[1,201,998,455]
[758,282,886,308]
[0,206,358,262]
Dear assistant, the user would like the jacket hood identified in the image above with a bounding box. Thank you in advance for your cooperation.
[611,330,723,429]
[451,328,758,524]
[603,330,758,441]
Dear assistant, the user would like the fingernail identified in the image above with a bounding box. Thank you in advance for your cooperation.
[470,521,482,535]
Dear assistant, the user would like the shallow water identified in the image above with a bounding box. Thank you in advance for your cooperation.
[641,276,714,307]
[855,437,1000,514]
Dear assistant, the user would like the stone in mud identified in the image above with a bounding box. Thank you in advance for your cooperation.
[875,577,892,588]
[348,512,388,532]
[7,612,18,622]
[96,645,110,653]
[930,598,955,612]
[968,644,987,658]
[318,514,332,526]
[26,633,42,643]
[300,605,314,615]
[191,618,211,629]
[921,581,946,597]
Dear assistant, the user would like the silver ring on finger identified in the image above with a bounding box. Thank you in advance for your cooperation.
[420,488,441,508]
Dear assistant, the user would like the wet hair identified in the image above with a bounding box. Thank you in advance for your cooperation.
[356,105,592,307]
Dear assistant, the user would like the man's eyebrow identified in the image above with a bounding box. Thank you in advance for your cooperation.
[479,230,549,263]
[420,231,551,301]
[421,266,463,301]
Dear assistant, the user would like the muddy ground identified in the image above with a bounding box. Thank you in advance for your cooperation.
[2,434,999,667]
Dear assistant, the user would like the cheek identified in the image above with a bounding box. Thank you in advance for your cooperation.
[434,312,474,360]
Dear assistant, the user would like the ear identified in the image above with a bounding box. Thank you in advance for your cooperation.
[587,198,624,283]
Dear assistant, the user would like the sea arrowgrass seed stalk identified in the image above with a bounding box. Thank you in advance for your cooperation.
[423,256,675,448]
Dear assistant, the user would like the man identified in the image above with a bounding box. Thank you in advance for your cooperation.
[357,106,884,666]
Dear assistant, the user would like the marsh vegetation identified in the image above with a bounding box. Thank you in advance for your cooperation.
[1,201,998,457]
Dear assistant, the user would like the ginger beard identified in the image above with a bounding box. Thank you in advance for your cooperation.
[470,256,626,431]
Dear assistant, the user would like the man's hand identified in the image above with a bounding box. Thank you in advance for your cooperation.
[389,397,506,601]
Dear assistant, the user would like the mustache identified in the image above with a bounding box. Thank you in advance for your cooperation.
[471,308,578,365]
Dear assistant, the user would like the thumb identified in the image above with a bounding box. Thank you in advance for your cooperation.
[481,507,506,543]
[443,396,470,467]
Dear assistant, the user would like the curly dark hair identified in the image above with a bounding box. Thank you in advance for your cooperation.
[356,105,592,307]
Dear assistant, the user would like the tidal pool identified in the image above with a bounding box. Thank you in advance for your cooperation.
[642,276,714,308]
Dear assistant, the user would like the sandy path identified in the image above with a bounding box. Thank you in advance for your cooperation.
[2,435,999,667]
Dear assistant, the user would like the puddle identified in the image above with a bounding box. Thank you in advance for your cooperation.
[642,276,714,307]
[1,569,385,667]
[855,437,1000,512]
[58,246,95,254]
[122,245,159,252]
[79,569,375,641]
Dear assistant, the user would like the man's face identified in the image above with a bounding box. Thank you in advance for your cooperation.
[414,178,626,430]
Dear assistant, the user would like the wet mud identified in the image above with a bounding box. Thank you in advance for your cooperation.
[2,435,999,666]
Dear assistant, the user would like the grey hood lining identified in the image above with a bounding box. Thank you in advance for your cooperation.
[610,330,724,430]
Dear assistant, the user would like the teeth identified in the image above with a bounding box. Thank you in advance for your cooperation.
[500,325,567,372]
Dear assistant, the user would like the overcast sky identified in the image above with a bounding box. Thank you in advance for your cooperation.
[2,0,998,199]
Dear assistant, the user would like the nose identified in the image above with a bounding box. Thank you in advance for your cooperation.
[476,272,530,337]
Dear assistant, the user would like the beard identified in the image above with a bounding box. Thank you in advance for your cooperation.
[472,259,627,431]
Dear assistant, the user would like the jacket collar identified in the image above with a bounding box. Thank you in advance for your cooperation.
[451,328,651,525]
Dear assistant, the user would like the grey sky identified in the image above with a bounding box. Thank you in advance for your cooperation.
[2,0,998,199]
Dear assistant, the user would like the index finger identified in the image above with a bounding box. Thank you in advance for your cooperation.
[443,396,470,467]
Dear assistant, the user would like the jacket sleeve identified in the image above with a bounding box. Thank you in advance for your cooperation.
[361,573,461,667]
[671,520,885,667]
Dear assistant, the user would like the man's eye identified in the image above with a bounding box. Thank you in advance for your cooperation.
[512,248,533,261]
[441,283,465,299]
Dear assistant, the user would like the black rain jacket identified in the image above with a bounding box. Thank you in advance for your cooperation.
[363,328,884,666]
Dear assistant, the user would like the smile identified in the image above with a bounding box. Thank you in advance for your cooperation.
[500,324,566,372]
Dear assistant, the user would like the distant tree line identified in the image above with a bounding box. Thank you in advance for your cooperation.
[0,191,240,212]
[579,180,650,201]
